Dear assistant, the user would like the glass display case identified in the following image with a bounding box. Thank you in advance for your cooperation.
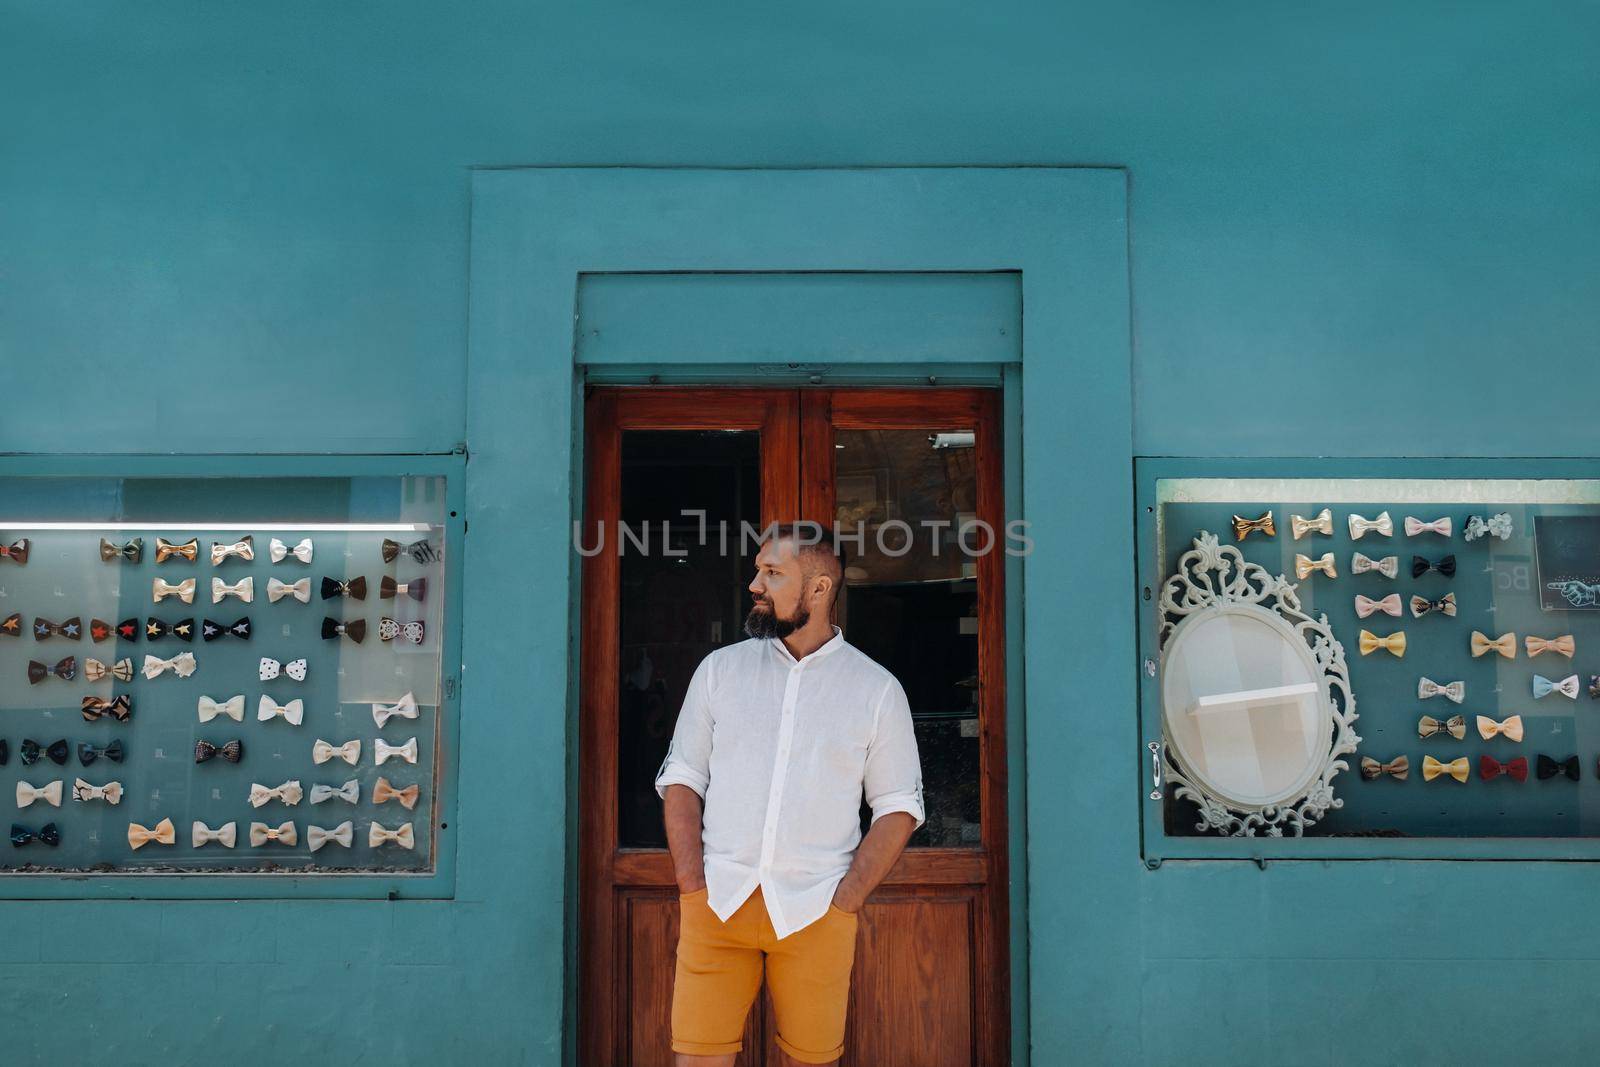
[0,460,459,887]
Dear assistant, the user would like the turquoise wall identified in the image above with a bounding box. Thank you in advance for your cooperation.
[5,3,1599,1064]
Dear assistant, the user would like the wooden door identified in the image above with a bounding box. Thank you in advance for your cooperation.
[579,386,1008,1066]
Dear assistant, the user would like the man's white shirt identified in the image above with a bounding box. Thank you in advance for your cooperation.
[654,623,925,939]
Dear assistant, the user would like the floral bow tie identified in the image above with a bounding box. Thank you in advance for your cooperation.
[210,536,255,565]
[1417,677,1465,703]
[1418,714,1466,740]
[142,652,198,679]
[248,780,304,808]
[21,738,69,766]
[1534,674,1580,700]
[1409,593,1456,618]
[11,822,60,846]
[1464,513,1513,542]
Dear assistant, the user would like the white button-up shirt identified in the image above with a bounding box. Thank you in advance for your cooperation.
[654,623,926,939]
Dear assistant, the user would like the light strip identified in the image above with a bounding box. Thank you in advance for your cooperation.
[0,522,437,532]
[1158,478,1600,505]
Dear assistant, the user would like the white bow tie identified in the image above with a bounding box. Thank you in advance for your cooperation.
[15,780,62,808]
[270,537,314,564]
[266,576,312,604]
[258,695,305,726]
[309,779,361,804]
[211,575,254,604]
[192,820,238,848]
[249,820,298,847]
[198,694,246,723]
[248,780,304,808]
[143,652,198,679]
[378,617,426,645]
[374,737,418,766]
[1347,511,1394,539]
[1404,515,1453,537]
[152,577,196,604]
[259,657,308,682]
[210,537,255,565]
[372,692,419,727]
[307,821,354,852]
[368,822,415,849]
[313,738,361,766]
[72,777,123,804]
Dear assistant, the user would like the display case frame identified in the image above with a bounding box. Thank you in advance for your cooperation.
[1138,456,1600,865]
[0,452,464,899]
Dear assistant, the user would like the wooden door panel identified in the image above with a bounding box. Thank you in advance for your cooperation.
[845,893,977,1067]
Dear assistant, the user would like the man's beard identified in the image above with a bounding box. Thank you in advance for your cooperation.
[744,598,810,639]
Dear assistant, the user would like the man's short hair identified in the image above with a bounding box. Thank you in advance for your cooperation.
[762,522,845,606]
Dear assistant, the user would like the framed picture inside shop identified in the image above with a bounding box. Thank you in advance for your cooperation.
[1137,458,1600,862]
[0,454,463,898]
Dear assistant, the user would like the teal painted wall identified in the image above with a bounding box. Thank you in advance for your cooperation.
[4,3,1599,1064]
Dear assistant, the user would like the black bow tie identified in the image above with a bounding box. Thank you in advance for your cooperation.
[146,617,194,642]
[10,823,60,847]
[0,740,9,765]
[99,537,143,563]
[78,740,125,766]
[81,695,133,723]
[321,617,367,643]
[1537,753,1581,781]
[202,617,252,642]
[20,738,69,766]
[1411,554,1456,578]
[1,612,19,637]
[33,616,81,640]
[194,738,244,764]
[382,537,439,565]
[27,657,77,684]
[1,538,30,565]
[321,575,368,600]
[380,575,428,602]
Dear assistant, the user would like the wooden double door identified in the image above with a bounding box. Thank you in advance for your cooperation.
[579,386,1009,1066]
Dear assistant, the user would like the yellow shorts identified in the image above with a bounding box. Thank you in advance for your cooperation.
[671,884,859,1064]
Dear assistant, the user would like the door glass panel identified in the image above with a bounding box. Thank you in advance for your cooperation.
[835,428,982,848]
[617,430,760,849]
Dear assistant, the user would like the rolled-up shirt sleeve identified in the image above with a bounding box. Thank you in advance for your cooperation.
[863,675,925,830]
[654,653,716,801]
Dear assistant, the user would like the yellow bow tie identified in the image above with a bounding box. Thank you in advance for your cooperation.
[1422,755,1469,783]
[1418,714,1466,740]
[1476,714,1524,742]
[1470,630,1517,659]
[1525,634,1576,658]
[154,537,198,563]
[1358,629,1407,657]
[1347,511,1393,539]
[1290,508,1333,539]
[1359,755,1410,781]
[127,817,176,849]
[1231,511,1275,540]
[1294,552,1337,579]
[152,577,196,604]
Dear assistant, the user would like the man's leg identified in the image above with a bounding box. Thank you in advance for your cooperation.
[762,902,860,1066]
[671,887,763,1063]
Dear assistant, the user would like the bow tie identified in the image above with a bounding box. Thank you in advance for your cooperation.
[258,657,308,682]
[1478,755,1527,782]
[382,538,439,565]
[0,537,29,565]
[155,537,198,563]
[373,776,420,810]
[1418,714,1466,740]
[84,657,134,683]
[1404,516,1453,537]
[309,779,360,804]
[1347,511,1393,539]
[307,821,354,852]
[1409,593,1457,618]
[1289,508,1332,539]
[1417,677,1465,703]
[1294,553,1336,580]
[73,778,123,804]
[249,820,298,847]
[2,612,20,636]
[202,617,252,642]
[1534,673,1580,700]
[1477,714,1525,742]
[379,617,426,645]
[320,575,368,601]
[1537,754,1582,782]
[33,616,82,640]
[312,738,361,765]
[210,536,255,565]
[152,577,196,604]
[1464,513,1513,542]
[142,651,197,679]
[380,576,428,602]
[15,780,62,808]
[146,616,195,642]
[27,656,77,684]
[80,694,133,722]
[21,738,70,766]
[127,818,175,849]
[1470,630,1516,659]
[194,738,244,764]
[91,617,137,643]
[78,740,124,766]
[1525,634,1576,658]
[372,692,419,727]
[192,821,238,848]
[266,577,312,604]
[99,537,143,563]
[1351,552,1399,579]
[1422,755,1469,783]
[1354,593,1401,619]
[257,696,305,726]
[1358,629,1406,658]
[1411,554,1456,578]
[11,822,60,847]
[249,780,304,807]
[270,537,314,564]
[1360,754,1408,780]
[210,576,254,604]
[320,617,367,643]
[375,737,418,765]
[1230,511,1275,540]
[198,694,246,723]
[368,821,416,849]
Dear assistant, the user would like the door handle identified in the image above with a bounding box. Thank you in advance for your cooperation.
[1147,740,1163,800]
